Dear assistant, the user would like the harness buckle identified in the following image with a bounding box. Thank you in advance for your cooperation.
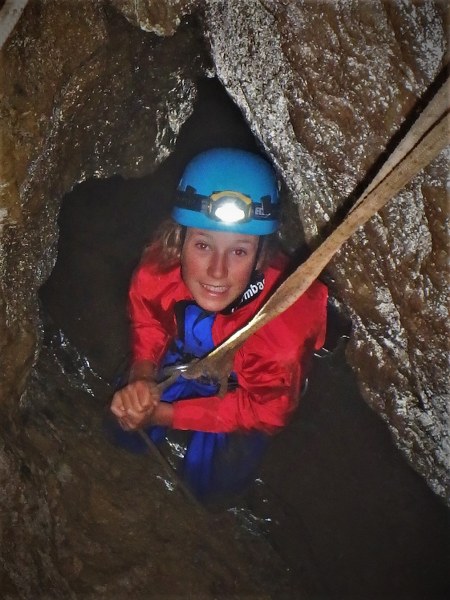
[158,362,191,382]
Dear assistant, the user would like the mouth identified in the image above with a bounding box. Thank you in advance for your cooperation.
[200,283,229,295]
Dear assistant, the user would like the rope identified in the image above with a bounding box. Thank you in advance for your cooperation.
[179,73,450,390]
[138,73,449,501]
[136,429,205,510]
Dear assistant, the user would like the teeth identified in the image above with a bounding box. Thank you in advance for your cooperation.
[202,284,227,293]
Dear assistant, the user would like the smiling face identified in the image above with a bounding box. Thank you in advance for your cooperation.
[181,227,260,312]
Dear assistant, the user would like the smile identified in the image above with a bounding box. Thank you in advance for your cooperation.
[201,283,229,294]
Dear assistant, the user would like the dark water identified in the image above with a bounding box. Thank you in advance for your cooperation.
[39,77,450,599]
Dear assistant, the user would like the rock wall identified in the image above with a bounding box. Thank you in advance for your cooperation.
[0,0,206,407]
[203,0,449,501]
[0,2,222,596]
[0,0,448,594]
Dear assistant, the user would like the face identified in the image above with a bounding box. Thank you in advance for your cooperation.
[181,227,259,312]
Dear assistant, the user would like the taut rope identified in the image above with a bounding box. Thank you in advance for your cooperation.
[146,74,448,502]
[161,73,450,394]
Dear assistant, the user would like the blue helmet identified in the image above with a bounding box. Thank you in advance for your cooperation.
[172,148,280,235]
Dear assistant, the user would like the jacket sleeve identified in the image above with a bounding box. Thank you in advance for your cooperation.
[128,266,174,365]
[171,280,328,434]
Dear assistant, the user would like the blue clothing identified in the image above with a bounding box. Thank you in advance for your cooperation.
[107,302,268,503]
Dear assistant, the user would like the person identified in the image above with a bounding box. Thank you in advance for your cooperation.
[110,147,327,504]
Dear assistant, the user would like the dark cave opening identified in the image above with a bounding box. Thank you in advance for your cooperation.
[38,77,450,599]
[39,77,268,382]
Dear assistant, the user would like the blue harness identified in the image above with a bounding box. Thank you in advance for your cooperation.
[110,302,268,502]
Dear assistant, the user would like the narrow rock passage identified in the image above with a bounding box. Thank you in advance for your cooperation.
[38,169,449,600]
[244,350,450,599]
[37,78,449,599]
[21,344,298,598]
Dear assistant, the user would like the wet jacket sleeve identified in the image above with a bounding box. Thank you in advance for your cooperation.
[128,266,174,366]
[172,281,328,434]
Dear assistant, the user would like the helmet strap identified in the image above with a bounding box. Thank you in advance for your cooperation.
[253,235,264,271]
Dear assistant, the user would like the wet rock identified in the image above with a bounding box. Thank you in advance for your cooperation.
[0,0,448,595]
[109,0,201,36]
[0,0,208,406]
[204,0,448,501]
[1,347,296,598]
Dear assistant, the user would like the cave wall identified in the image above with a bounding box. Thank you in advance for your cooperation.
[0,0,207,407]
[203,0,449,501]
[0,1,216,595]
[0,3,448,591]
[0,0,448,594]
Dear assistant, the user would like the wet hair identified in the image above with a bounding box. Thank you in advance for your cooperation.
[140,218,278,272]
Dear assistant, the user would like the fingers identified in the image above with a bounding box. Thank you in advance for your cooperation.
[118,417,132,431]
[111,379,161,430]
[114,380,158,412]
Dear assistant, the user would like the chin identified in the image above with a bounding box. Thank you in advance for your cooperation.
[195,297,230,312]
[194,290,237,313]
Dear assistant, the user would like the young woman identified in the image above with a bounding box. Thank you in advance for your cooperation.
[110,148,327,502]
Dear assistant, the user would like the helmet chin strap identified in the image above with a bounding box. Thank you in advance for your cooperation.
[253,235,264,272]
[220,235,265,315]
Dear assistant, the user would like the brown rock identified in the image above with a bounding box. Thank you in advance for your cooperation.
[0,0,448,595]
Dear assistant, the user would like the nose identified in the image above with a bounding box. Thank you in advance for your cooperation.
[207,250,228,280]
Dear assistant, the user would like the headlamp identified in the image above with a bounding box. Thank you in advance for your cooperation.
[208,191,253,224]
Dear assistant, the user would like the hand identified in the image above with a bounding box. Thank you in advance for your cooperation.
[111,378,160,431]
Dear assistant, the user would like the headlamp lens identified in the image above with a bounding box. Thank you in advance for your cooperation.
[209,191,253,224]
[213,202,246,223]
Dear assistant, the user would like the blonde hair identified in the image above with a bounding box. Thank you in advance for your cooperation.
[140,218,278,272]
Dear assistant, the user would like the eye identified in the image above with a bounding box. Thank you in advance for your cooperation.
[233,248,248,257]
[195,241,209,251]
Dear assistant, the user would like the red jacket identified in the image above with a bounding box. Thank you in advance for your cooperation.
[129,253,327,435]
